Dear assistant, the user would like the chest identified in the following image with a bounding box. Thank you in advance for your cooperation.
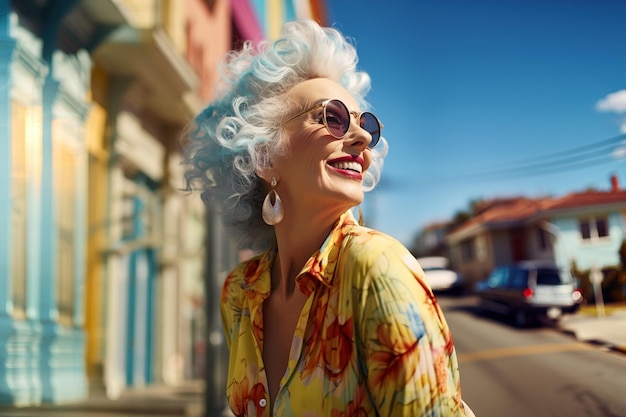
[261,291,307,401]
[229,283,372,416]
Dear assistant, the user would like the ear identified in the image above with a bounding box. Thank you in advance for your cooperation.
[256,166,278,184]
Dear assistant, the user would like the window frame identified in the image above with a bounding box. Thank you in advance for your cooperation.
[578,215,610,242]
[53,118,82,327]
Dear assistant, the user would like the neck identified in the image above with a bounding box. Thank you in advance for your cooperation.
[270,207,346,298]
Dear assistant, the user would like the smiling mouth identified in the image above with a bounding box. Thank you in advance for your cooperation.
[328,161,363,173]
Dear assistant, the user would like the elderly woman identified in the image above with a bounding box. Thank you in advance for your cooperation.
[185,19,472,417]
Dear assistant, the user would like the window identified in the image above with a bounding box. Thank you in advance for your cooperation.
[536,268,565,285]
[487,267,508,288]
[596,217,609,237]
[11,101,30,319]
[579,216,609,241]
[508,268,529,289]
[460,238,475,262]
[11,102,42,319]
[120,178,160,243]
[475,235,487,260]
[53,120,78,326]
[537,226,550,250]
[121,194,137,240]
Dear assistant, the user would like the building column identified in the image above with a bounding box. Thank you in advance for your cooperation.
[103,164,128,399]
[0,5,17,404]
[38,0,86,403]
[103,77,132,399]
[0,4,16,315]
[1,10,49,406]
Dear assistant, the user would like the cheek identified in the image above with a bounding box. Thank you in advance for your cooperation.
[362,150,373,171]
[288,130,333,161]
[277,138,327,176]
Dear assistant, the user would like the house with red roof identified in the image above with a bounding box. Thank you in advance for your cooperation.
[539,178,626,273]
[445,175,626,287]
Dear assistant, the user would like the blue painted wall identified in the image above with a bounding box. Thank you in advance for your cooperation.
[0,3,45,405]
[552,211,626,270]
[0,3,88,404]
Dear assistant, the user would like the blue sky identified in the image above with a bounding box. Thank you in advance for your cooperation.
[326,0,626,246]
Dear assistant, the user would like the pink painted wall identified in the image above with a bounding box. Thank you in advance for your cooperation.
[186,0,233,102]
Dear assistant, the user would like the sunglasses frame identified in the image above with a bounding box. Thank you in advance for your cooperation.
[282,99,383,148]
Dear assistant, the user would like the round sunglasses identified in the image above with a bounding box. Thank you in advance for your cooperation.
[282,99,383,148]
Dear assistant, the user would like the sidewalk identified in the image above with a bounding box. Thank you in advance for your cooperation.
[0,380,232,417]
[558,306,626,354]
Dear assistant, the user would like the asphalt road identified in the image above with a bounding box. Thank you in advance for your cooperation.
[439,295,626,417]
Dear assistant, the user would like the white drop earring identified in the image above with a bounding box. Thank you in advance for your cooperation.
[262,177,284,225]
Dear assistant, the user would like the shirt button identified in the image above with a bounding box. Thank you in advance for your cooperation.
[259,398,267,407]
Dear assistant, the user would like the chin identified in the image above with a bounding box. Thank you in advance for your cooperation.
[342,190,364,208]
[318,178,364,207]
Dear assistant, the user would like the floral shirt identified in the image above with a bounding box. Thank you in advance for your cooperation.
[221,210,467,417]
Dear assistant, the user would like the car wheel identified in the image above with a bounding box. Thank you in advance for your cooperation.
[513,309,529,328]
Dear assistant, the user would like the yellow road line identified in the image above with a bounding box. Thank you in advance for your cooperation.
[457,343,596,364]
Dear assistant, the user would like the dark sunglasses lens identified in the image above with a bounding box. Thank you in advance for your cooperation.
[360,112,381,147]
[324,100,350,137]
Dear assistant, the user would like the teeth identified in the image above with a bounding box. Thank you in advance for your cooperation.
[330,161,362,173]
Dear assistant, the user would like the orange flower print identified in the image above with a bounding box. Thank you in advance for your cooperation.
[241,258,265,288]
[228,375,250,416]
[221,271,239,303]
[349,229,383,247]
[296,273,317,297]
[308,257,324,277]
[229,374,267,417]
[434,351,449,394]
[324,317,354,379]
[301,298,326,380]
[331,385,369,417]
[222,210,466,416]
[369,322,419,387]
[444,333,455,357]
[251,311,264,348]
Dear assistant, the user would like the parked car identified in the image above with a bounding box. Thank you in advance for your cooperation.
[417,256,464,294]
[474,261,583,327]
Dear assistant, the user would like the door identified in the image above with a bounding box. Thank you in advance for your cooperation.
[125,248,157,386]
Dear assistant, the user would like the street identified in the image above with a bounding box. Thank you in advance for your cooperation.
[440,295,626,417]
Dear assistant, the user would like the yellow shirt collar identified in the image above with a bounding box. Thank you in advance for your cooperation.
[240,210,359,298]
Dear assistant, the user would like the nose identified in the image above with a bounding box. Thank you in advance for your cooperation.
[345,113,372,149]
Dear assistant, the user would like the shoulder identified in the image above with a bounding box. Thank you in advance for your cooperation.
[342,225,421,272]
[221,253,265,304]
[334,225,425,293]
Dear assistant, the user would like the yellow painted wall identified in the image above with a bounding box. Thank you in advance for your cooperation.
[84,66,110,378]
[266,0,284,40]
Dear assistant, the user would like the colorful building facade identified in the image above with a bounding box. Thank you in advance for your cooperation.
[1,0,94,405]
[2,0,326,407]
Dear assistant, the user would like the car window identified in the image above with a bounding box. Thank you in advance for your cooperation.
[508,268,528,289]
[536,268,567,285]
[487,267,508,288]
